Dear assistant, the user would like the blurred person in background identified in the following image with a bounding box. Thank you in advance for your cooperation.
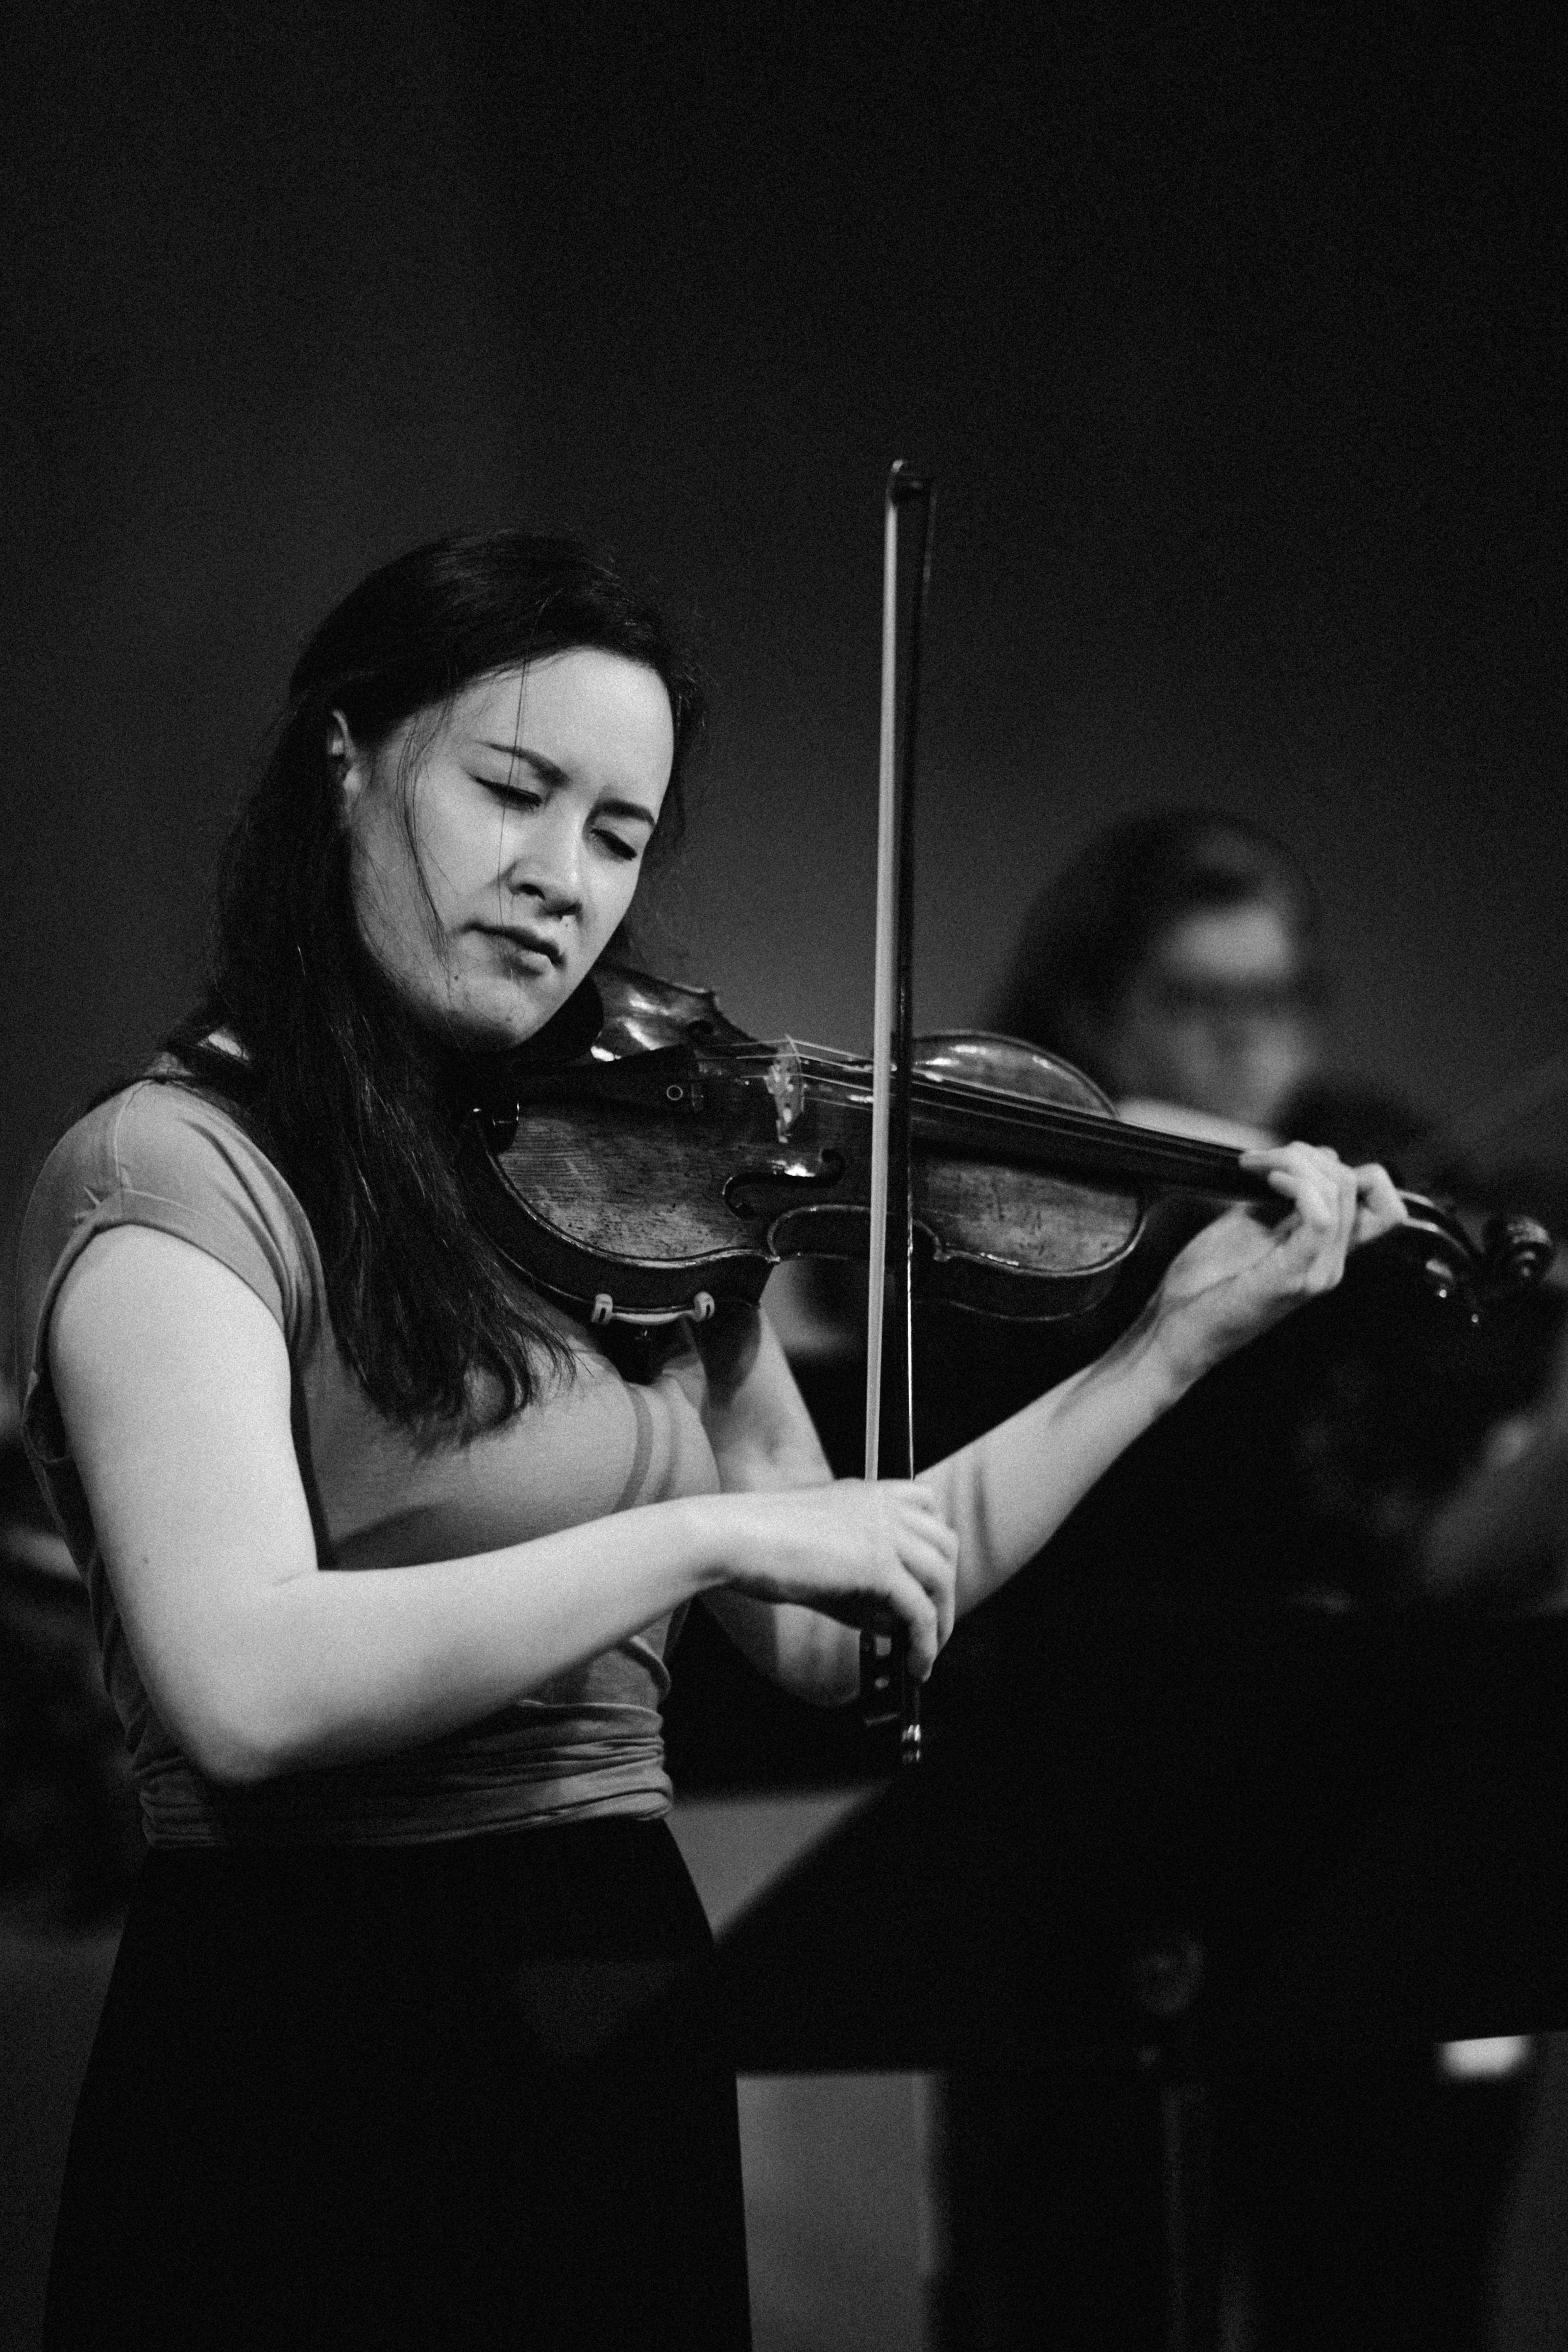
[933,807,1554,2352]
[991,806,1327,1147]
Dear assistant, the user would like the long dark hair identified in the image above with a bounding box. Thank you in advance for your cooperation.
[167,530,705,1433]
[990,807,1327,1091]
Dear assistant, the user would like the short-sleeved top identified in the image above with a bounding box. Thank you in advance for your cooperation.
[16,1073,723,1848]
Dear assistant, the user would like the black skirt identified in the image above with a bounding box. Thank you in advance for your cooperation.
[44,1819,751,2351]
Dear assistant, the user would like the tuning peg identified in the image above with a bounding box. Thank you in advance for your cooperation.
[1482,1215,1556,1291]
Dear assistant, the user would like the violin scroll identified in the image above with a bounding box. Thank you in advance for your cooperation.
[1360,1200,1556,1320]
[1483,1214,1556,1294]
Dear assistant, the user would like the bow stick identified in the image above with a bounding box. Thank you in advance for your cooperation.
[860,459,936,1766]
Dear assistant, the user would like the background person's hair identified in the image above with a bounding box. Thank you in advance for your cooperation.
[989,806,1327,1092]
[166,529,705,1432]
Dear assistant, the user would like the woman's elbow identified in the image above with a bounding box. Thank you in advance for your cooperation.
[789,1623,863,1707]
[162,1669,311,1786]
[179,1708,295,1786]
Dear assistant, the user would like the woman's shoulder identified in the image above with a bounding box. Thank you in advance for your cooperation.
[19,1064,324,1376]
[32,1064,296,1220]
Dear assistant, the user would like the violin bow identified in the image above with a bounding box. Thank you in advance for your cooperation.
[861,459,936,1765]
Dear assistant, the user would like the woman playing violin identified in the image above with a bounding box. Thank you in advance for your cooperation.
[17,531,1405,2350]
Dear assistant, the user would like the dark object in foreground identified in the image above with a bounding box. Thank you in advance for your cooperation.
[716,1601,1568,2070]
[718,1600,1563,2352]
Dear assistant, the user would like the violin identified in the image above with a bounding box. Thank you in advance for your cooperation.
[459,964,1555,1332]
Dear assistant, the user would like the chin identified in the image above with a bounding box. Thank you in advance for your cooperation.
[428,988,560,1053]
[476,1007,558,1051]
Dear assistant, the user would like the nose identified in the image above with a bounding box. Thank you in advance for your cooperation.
[508,805,583,916]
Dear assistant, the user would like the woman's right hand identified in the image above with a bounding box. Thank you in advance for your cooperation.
[713,1478,960,1681]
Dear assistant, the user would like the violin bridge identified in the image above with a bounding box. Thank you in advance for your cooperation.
[764,1038,805,1141]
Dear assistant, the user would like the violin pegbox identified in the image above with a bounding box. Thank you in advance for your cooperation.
[1482,1215,1556,1293]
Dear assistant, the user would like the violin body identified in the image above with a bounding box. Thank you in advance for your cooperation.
[466,972,1142,1325]
[461,968,1553,1331]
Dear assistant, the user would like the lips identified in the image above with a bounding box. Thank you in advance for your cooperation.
[481,925,563,966]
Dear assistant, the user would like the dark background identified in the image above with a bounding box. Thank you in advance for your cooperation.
[5,1,1565,1339]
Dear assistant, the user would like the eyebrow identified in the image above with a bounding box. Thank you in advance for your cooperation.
[475,740,567,782]
[474,741,659,828]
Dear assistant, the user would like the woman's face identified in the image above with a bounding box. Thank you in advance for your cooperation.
[336,649,674,1049]
[1104,899,1318,1131]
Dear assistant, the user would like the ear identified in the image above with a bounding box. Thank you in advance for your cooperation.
[327,710,370,815]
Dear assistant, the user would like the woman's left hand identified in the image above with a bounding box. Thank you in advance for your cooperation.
[1146,1143,1407,1389]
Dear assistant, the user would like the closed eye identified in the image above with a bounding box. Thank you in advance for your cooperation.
[596,829,641,862]
[479,776,543,810]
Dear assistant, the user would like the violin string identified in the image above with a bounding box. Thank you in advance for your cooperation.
[713,1043,1261,1187]
[635,1038,1438,1226]
[721,1046,1220,1154]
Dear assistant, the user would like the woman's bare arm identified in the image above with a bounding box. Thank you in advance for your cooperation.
[697,1144,1407,1700]
[48,1227,956,1782]
[922,1143,1405,1612]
